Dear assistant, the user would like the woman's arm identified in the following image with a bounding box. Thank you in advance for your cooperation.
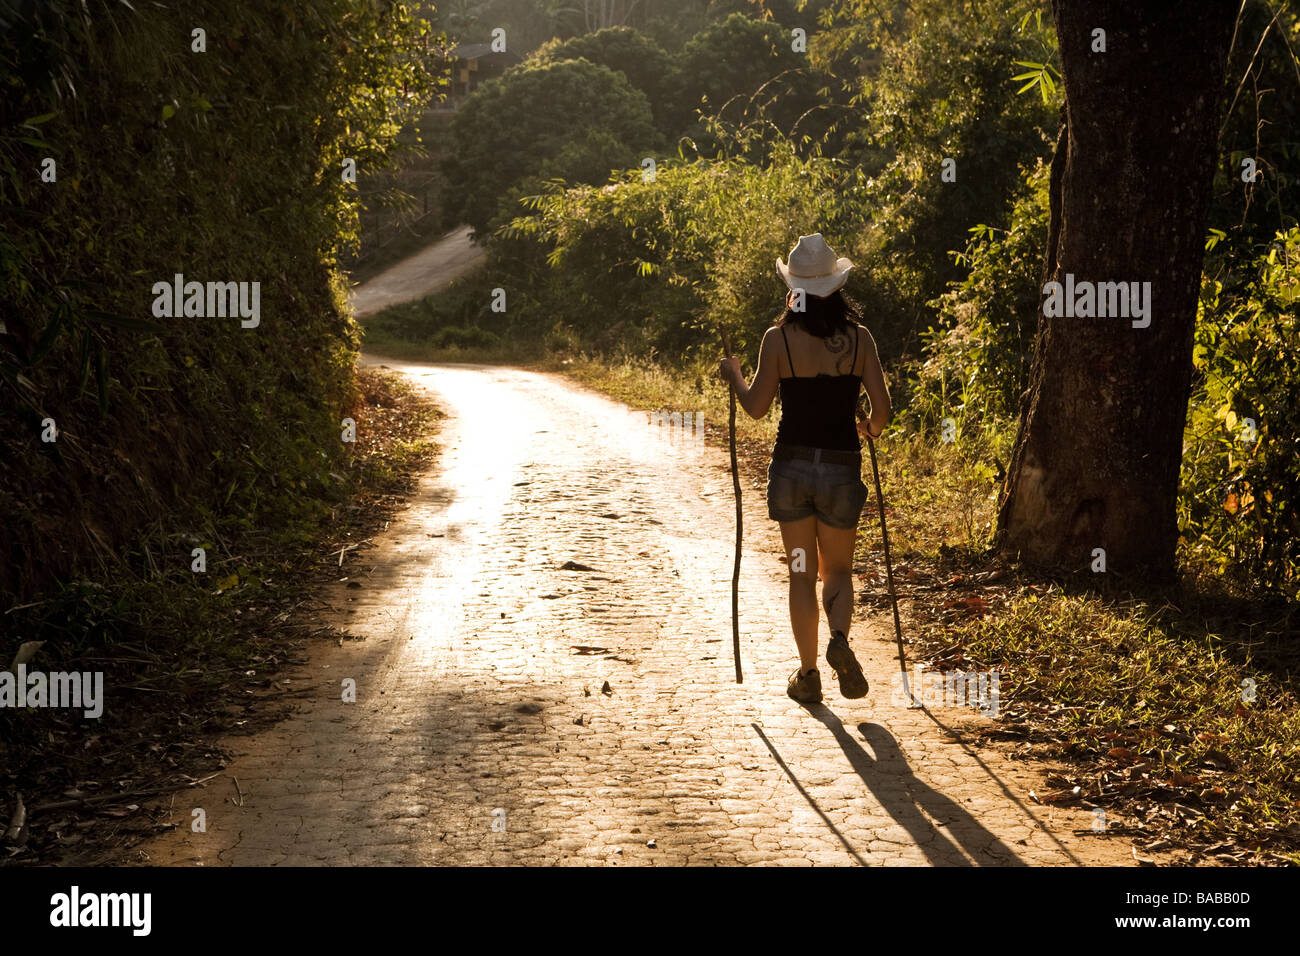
[718,327,780,419]
[857,325,891,439]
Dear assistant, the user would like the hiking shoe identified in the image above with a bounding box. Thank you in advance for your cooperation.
[787,667,822,704]
[826,631,869,699]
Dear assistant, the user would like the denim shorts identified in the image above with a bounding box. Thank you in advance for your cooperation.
[766,452,869,530]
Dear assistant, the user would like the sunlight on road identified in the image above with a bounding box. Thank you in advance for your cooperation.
[136,357,1132,866]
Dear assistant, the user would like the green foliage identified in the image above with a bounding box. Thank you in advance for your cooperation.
[846,0,1058,348]
[1175,1,1300,591]
[453,0,564,53]
[440,57,660,236]
[938,585,1300,860]
[0,0,440,600]
[806,0,895,79]
[915,194,1300,593]
[1181,229,1300,594]
[495,133,869,357]
[1210,2,1300,244]
[668,12,829,153]
[1010,59,1060,104]
[641,0,720,52]
[913,160,1049,434]
[528,27,677,131]
[442,10,850,242]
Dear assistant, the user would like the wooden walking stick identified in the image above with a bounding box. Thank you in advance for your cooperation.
[865,433,916,706]
[720,330,744,684]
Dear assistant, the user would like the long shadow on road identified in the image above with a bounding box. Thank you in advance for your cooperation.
[755,708,1027,866]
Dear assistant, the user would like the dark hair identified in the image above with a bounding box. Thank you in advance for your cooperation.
[777,288,861,338]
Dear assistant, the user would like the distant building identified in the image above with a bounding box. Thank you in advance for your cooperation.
[445,42,522,103]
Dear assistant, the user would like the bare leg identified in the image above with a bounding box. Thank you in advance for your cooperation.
[777,516,820,673]
[816,520,857,636]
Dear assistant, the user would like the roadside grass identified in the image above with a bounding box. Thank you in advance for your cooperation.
[361,322,544,365]
[1,366,441,865]
[552,350,777,444]
[931,585,1300,863]
[357,268,539,364]
[865,429,1008,560]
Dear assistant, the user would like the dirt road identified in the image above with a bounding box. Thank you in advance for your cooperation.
[136,357,1135,865]
[349,225,484,318]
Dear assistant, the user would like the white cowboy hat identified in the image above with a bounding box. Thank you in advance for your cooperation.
[776,233,853,297]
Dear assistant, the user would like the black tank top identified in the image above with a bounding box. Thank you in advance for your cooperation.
[775,323,862,452]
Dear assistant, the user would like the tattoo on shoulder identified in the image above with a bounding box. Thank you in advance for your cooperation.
[825,327,851,374]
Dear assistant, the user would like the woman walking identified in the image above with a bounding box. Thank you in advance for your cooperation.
[719,234,890,704]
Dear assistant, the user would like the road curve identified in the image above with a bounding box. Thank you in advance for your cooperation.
[349,225,485,319]
[133,356,1135,866]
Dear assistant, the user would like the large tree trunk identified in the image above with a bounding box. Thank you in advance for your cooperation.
[996,0,1238,581]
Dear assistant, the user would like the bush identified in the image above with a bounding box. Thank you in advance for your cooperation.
[0,0,438,601]
[1181,228,1300,594]
[668,12,830,154]
[496,132,872,359]
[527,27,677,133]
[430,325,502,349]
[913,159,1049,435]
[844,0,1059,349]
[440,58,661,237]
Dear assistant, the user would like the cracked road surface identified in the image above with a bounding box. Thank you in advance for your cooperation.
[138,358,1136,866]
